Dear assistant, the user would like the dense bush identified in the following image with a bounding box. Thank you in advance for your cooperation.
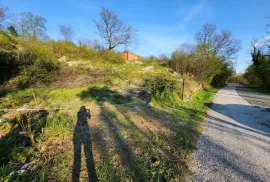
[52,41,78,58]
[52,40,96,59]
[19,58,60,88]
[211,61,234,87]
[19,37,56,63]
[0,30,19,83]
[169,44,233,87]
[0,34,58,86]
[141,75,181,102]
[98,50,124,63]
[243,50,270,89]
[243,65,261,86]
[227,74,248,84]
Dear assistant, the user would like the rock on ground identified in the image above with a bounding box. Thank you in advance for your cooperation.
[141,66,154,72]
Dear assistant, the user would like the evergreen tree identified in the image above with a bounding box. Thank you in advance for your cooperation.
[7,25,18,37]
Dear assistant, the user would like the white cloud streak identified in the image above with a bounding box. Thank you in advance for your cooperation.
[184,0,206,23]
[254,35,270,48]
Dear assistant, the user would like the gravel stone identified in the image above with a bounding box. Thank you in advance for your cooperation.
[191,84,270,182]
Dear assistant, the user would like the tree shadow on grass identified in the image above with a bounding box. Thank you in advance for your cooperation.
[99,107,147,181]
[78,86,203,181]
[79,86,131,105]
[130,105,200,158]
[79,86,148,180]
[72,106,98,182]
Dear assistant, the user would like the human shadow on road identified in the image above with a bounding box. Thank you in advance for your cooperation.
[72,106,98,182]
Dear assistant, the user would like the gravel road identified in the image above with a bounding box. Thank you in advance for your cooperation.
[191,84,270,182]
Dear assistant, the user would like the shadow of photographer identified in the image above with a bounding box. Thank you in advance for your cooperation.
[72,106,98,182]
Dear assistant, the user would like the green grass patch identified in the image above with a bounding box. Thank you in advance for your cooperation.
[0,112,74,181]
[0,89,36,109]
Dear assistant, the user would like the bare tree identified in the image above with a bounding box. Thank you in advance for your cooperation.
[196,23,241,60]
[0,5,14,28]
[77,38,103,50]
[17,12,46,39]
[159,54,170,62]
[93,7,136,50]
[266,17,270,35]
[59,25,74,42]
[196,23,216,44]
[177,43,196,54]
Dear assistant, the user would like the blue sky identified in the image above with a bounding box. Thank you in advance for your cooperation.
[2,0,270,73]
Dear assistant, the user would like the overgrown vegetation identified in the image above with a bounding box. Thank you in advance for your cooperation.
[140,75,182,103]
[243,20,270,90]
[227,74,247,84]
[169,23,239,87]
[0,112,73,181]
[244,49,270,89]
[0,86,217,181]
[0,4,240,182]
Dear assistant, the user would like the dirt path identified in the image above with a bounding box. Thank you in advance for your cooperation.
[192,84,270,182]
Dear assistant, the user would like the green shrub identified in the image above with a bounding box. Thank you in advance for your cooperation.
[98,50,124,64]
[227,74,248,85]
[51,41,97,60]
[19,58,60,88]
[52,41,78,58]
[18,37,56,64]
[141,76,181,102]
[0,30,19,83]
[243,65,262,87]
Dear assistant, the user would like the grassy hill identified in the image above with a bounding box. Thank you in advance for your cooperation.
[0,38,218,181]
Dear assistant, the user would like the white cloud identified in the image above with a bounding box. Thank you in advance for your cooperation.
[184,0,206,23]
[253,35,270,48]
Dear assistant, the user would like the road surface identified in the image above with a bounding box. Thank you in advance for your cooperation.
[192,84,270,182]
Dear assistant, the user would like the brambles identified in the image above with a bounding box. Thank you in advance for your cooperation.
[141,76,181,102]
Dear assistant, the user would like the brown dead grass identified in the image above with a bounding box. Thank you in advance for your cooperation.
[52,70,109,89]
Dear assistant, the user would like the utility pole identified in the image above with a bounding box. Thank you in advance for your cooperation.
[182,79,185,100]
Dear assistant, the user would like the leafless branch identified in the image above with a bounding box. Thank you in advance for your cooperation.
[0,5,15,27]
[196,23,241,60]
[93,7,136,50]
[59,25,74,42]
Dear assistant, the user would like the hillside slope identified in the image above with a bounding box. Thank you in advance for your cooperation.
[0,44,217,181]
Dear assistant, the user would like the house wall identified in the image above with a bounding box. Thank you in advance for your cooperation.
[121,52,140,61]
